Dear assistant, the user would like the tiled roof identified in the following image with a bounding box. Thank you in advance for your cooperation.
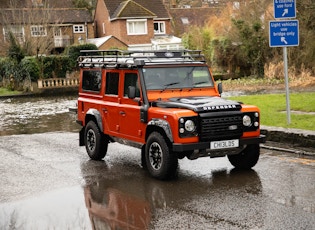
[103,0,170,20]
[112,0,156,19]
[0,9,93,24]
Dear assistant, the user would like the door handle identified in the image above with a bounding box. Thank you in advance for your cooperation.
[119,111,126,116]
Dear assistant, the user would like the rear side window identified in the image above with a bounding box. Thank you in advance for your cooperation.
[82,70,102,92]
[124,73,140,97]
[105,72,119,95]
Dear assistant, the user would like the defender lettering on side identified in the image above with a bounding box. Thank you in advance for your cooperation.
[74,50,266,180]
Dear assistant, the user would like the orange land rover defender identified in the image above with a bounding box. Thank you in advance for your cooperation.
[76,50,266,180]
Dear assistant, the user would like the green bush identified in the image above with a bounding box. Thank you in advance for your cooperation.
[0,58,5,82]
[40,56,54,79]
[1,58,17,78]
[39,55,72,79]
[0,58,26,90]
[0,44,93,88]
[21,57,40,81]
[53,56,72,78]
[65,43,98,69]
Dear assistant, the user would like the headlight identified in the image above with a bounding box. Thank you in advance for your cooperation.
[185,120,196,132]
[179,117,198,138]
[243,115,252,127]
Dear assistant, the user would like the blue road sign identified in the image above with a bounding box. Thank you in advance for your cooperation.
[274,0,296,19]
[269,20,299,47]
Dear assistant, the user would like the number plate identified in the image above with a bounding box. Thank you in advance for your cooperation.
[210,139,239,150]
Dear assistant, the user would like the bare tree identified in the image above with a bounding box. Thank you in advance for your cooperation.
[0,0,63,56]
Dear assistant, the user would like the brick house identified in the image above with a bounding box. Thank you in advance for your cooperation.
[94,0,183,50]
[0,0,94,55]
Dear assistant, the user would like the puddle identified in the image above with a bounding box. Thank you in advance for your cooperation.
[0,96,80,136]
[0,186,91,229]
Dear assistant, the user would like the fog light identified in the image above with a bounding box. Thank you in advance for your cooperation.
[179,128,185,133]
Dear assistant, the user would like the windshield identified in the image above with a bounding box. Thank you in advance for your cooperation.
[142,66,214,90]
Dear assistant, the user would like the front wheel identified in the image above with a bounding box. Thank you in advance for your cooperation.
[84,121,108,160]
[227,144,260,169]
[145,132,178,180]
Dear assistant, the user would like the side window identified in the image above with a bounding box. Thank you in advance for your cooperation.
[82,70,102,92]
[105,72,119,95]
[124,73,140,97]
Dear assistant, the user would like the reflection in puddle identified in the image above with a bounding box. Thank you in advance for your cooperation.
[85,187,151,229]
[80,160,262,230]
[0,96,79,136]
[0,160,262,229]
[0,187,91,229]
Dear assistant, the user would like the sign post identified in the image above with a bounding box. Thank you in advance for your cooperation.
[269,0,298,124]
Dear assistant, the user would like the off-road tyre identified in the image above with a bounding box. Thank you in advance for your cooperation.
[84,120,108,160]
[227,144,260,169]
[145,132,178,180]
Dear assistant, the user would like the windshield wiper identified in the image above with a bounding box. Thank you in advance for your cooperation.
[194,81,208,86]
[161,82,180,91]
[188,81,208,91]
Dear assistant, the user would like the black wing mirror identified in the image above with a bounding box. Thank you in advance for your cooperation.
[217,82,223,95]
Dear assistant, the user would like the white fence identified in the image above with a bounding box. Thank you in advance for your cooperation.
[38,78,80,89]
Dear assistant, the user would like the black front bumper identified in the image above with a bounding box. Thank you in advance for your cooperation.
[172,135,266,152]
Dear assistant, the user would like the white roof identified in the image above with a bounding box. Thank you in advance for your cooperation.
[87,36,113,48]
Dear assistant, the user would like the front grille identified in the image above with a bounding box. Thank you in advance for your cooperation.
[199,112,243,141]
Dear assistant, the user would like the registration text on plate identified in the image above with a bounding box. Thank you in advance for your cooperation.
[210,139,239,149]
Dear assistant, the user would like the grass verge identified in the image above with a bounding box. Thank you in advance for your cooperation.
[228,92,315,131]
[0,87,23,96]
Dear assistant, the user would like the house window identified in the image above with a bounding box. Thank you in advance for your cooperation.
[3,26,25,43]
[31,25,47,37]
[54,27,62,37]
[73,25,85,33]
[126,19,147,35]
[154,22,165,34]
[181,17,189,25]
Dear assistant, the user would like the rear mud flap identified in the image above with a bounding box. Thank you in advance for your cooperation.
[79,127,85,146]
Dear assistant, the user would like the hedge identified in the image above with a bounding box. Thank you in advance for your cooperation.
[0,43,98,83]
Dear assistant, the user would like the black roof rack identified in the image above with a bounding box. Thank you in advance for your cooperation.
[77,49,206,68]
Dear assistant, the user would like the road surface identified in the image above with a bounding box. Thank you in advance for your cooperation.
[0,132,314,229]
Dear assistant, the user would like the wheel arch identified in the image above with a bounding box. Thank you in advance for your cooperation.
[85,109,103,132]
[146,119,173,144]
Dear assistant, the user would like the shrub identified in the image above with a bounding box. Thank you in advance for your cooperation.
[21,57,40,81]
[65,43,98,69]
[53,56,72,78]
[38,55,72,79]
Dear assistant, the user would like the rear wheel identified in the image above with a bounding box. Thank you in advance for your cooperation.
[145,132,178,180]
[84,121,108,160]
[227,144,260,169]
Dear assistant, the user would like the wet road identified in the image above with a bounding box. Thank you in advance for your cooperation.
[0,96,315,229]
